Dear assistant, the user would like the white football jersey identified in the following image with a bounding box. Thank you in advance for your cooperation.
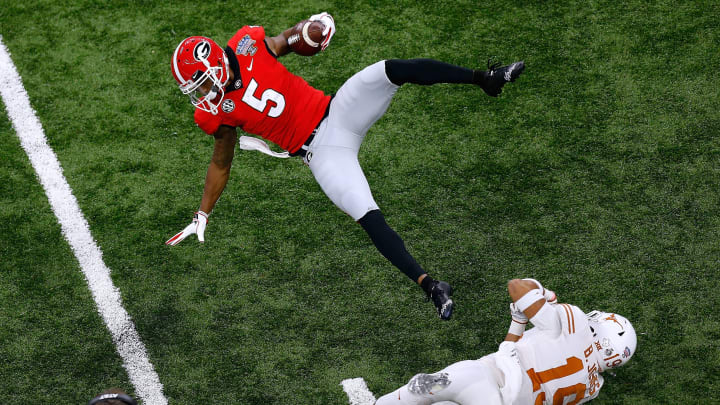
[513,303,604,405]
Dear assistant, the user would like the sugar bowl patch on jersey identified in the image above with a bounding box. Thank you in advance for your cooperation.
[235,34,258,56]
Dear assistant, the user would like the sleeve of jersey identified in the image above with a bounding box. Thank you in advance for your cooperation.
[194,109,222,135]
[562,304,586,337]
[528,302,563,337]
[229,26,275,59]
[234,25,266,44]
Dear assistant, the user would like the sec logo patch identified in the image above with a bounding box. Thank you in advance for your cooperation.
[221,99,235,113]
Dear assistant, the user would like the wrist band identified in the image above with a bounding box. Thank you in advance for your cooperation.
[508,320,526,336]
[514,288,544,312]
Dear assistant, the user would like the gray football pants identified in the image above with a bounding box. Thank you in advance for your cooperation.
[304,60,398,220]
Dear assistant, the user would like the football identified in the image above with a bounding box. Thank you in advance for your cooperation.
[288,20,325,56]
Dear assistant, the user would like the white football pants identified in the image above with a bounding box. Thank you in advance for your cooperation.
[304,60,399,220]
[375,358,504,405]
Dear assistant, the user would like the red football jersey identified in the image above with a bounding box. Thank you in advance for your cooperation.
[194,26,331,153]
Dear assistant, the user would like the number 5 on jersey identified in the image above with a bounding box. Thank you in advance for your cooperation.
[241,78,286,117]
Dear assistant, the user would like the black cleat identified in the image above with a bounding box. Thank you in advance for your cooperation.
[428,280,454,320]
[480,60,525,97]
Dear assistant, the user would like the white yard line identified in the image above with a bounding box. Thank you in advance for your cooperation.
[341,378,377,405]
[0,37,167,405]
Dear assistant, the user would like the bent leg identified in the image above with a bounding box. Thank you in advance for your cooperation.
[385,58,478,86]
[308,137,379,221]
[384,58,524,98]
[307,136,426,282]
[327,60,399,137]
[358,209,426,283]
[376,360,502,405]
[307,63,455,317]
[434,360,503,405]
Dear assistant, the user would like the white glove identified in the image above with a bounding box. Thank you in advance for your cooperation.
[165,211,208,245]
[309,12,335,50]
[510,302,528,324]
[523,278,558,304]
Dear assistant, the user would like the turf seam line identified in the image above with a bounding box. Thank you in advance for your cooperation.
[0,37,168,405]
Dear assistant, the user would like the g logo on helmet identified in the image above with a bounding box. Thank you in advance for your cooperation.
[193,41,212,61]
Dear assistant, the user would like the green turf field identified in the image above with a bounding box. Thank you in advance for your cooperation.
[1,0,719,403]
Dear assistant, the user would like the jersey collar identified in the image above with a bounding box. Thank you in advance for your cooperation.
[223,46,243,92]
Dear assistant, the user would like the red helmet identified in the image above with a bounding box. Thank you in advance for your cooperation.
[171,36,230,114]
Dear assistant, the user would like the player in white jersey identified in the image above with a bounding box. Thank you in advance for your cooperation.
[375,278,637,405]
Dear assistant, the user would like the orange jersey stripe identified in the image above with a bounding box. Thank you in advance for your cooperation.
[561,304,575,334]
[561,304,571,334]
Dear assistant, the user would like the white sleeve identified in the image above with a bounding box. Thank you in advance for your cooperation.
[528,302,563,337]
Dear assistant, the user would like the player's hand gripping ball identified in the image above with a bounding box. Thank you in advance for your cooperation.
[288,20,326,56]
[288,12,335,56]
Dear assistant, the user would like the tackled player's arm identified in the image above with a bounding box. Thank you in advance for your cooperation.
[199,125,237,214]
[265,27,295,58]
[508,279,546,318]
[504,279,546,342]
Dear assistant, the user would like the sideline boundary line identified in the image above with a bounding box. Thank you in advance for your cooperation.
[0,37,167,405]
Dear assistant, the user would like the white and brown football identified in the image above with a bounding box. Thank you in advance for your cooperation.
[287,20,325,56]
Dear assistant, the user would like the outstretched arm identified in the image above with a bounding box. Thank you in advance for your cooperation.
[200,125,238,214]
[264,26,295,58]
[166,125,237,246]
[505,279,544,342]
[508,279,546,317]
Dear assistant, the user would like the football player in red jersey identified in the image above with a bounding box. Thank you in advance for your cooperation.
[166,12,525,320]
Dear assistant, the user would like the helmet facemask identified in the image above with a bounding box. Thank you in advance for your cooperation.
[172,37,230,115]
[180,56,228,114]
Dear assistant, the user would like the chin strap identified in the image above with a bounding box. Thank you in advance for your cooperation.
[238,136,290,158]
